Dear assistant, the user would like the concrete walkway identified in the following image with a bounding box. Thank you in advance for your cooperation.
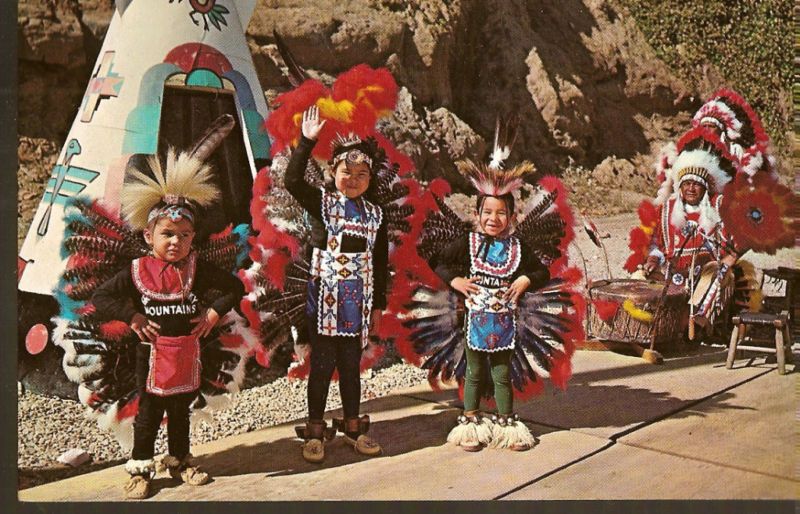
[19,348,797,501]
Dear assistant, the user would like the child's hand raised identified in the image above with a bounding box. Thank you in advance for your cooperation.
[130,313,160,342]
[450,276,480,298]
[301,106,327,140]
[503,275,531,303]
[191,308,220,339]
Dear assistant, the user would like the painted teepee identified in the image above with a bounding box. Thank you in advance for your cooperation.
[19,0,271,380]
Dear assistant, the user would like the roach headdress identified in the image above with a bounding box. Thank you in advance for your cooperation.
[120,115,235,231]
[456,116,536,197]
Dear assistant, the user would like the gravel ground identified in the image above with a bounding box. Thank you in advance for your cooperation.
[18,212,798,482]
[18,363,429,471]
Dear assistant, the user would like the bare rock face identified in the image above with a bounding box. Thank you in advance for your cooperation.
[19,0,85,68]
[378,87,485,184]
[452,0,697,172]
[248,0,472,108]
[18,0,702,175]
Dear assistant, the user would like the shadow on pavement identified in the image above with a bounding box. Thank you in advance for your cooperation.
[193,406,458,478]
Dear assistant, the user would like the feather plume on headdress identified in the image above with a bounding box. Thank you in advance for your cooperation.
[456,159,536,197]
[120,148,221,231]
[457,115,533,196]
[119,114,234,231]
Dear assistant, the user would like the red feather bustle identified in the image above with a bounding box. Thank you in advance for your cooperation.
[719,173,800,255]
[538,175,576,275]
[624,200,658,273]
[265,65,400,162]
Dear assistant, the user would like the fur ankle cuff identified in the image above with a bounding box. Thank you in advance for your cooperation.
[447,415,494,446]
[125,458,155,476]
[489,420,536,449]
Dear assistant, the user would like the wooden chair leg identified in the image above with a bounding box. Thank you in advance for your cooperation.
[726,323,740,370]
[775,326,786,375]
[784,325,794,364]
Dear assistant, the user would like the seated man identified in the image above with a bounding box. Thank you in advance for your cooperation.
[639,128,744,336]
[643,128,736,289]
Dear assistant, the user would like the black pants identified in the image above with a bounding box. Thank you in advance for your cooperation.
[307,334,363,422]
[132,344,196,462]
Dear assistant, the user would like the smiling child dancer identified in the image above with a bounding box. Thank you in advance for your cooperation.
[433,170,550,452]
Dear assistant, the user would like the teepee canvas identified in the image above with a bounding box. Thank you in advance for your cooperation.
[19,0,270,368]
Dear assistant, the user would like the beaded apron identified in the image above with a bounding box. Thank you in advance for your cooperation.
[465,232,521,352]
[309,188,382,347]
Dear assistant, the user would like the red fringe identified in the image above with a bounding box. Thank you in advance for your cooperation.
[266,79,329,157]
[255,345,271,368]
[239,289,262,335]
[219,333,245,349]
[287,356,311,380]
[515,376,545,401]
[637,200,658,227]
[592,299,620,323]
[99,321,131,341]
[373,133,415,175]
[429,178,451,199]
[539,176,576,274]
[623,252,644,274]
[628,227,650,250]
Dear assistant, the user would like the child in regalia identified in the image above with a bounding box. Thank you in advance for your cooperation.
[285,106,387,463]
[433,174,549,451]
[398,119,582,453]
[92,151,245,499]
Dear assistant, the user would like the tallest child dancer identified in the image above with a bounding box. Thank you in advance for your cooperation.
[285,106,388,463]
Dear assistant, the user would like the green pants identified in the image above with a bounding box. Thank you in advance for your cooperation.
[463,345,513,415]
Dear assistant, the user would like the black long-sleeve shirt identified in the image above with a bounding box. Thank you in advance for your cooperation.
[284,136,389,310]
[434,233,550,291]
[92,257,244,337]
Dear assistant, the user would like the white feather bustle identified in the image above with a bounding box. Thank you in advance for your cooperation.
[488,421,537,450]
[125,458,155,476]
[447,417,494,447]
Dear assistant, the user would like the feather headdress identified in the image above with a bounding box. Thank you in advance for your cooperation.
[120,115,234,231]
[457,116,535,197]
[690,89,772,178]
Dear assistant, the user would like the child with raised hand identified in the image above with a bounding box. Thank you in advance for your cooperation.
[284,106,388,463]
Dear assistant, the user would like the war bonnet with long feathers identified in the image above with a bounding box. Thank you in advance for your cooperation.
[120,114,235,231]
